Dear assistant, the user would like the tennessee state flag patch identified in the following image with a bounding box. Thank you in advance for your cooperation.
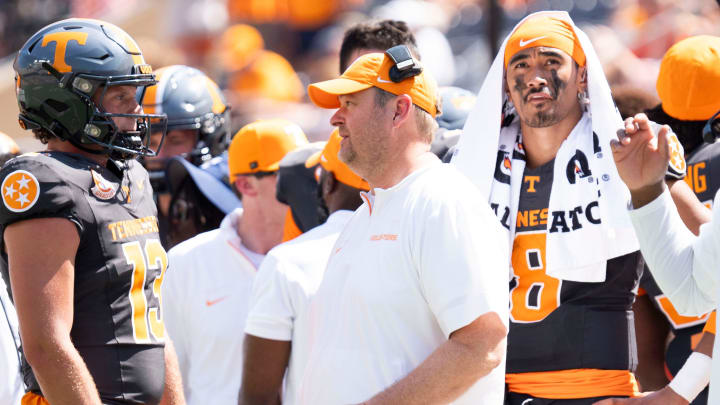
[2,170,40,212]
[667,132,687,178]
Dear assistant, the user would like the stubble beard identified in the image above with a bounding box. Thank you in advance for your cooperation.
[524,109,560,128]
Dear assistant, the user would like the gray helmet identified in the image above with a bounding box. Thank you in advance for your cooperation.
[436,86,476,131]
[141,65,231,165]
[13,18,166,160]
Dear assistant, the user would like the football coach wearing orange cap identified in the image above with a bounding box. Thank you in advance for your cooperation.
[296,46,509,404]
[162,119,307,405]
[240,131,370,405]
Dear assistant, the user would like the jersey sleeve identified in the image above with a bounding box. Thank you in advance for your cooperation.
[414,172,510,338]
[0,155,82,231]
[648,122,687,180]
[244,252,296,341]
[630,189,719,317]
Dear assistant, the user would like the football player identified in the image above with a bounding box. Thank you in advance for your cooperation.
[452,12,650,404]
[140,65,231,247]
[3,19,184,405]
[598,35,720,405]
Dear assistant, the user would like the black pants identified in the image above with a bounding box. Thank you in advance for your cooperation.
[505,392,626,405]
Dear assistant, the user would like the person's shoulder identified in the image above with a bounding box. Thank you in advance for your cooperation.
[0,152,88,225]
[688,140,720,164]
[412,163,482,200]
[168,228,223,259]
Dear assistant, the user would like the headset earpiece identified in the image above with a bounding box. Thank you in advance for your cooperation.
[385,45,423,83]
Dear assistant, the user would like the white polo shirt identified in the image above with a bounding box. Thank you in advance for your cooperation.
[0,276,23,405]
[162,208,261,405]
[245,209,354,405]
[298,162,509,405]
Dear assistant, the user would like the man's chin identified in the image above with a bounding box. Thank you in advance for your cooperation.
[523,111,559,128]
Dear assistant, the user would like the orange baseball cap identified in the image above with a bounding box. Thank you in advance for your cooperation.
[219,24,264,72]
[504,13,585,68]
[656,35,720,121]
[228,119,308,183]
[307,52,438,117]
[305,129,370,191]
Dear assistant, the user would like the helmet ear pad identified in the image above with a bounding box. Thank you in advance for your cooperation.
[15,71,94,142]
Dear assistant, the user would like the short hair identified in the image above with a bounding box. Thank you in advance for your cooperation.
[339,20,419,73]
[645,104,706,154]
[31,128,55,144]
[373,88,438,143]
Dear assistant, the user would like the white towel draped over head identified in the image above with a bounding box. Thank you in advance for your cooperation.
[452,11,639,282]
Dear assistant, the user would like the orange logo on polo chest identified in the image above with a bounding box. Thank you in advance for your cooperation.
[2,170,40,212]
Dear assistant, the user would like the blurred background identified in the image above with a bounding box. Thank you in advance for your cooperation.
[0,0,718,150]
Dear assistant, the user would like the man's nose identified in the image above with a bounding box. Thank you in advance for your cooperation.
[527,68,549,88]
[330,109,344,127]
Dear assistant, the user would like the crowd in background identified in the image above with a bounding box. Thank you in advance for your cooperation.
[1,0,719,143]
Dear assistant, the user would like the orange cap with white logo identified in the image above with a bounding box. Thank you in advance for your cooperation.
[305,129,370,191]
[307,52,438,117]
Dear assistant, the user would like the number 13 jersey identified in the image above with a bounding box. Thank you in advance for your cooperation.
[0,152,167,405]
[506,158,643,399]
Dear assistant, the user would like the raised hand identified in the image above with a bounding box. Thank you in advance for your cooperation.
[611,113,672,207]
[611,113,671,192]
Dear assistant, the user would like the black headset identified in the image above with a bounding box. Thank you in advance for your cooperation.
[385,45,423,83]
[702,109,720,144]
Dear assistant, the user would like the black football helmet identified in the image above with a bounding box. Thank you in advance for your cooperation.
[13,18,166,160]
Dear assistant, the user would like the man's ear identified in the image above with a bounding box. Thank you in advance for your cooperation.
[391,94,413,128]
[323,171,337,197]
[577,66,588,89]
[234,175,257,197]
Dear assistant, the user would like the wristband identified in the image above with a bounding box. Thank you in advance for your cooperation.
[668,352,712,402]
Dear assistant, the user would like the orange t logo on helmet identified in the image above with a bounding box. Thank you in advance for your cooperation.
[41,32,88,72]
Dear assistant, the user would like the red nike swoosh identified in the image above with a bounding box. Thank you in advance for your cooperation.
[205,296,228,307]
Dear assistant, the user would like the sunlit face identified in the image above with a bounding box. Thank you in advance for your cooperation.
[145,129,197,171]
[505,46,585,128]
[93,85,142,132]
[330,88,391,177]
[247,173,287,222]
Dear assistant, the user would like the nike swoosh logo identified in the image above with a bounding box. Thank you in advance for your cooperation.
[521,399,534,405]
[519,36,547,47]
[205,296,228,307]
[377,76,392,83]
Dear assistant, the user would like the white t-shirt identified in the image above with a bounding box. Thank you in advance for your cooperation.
[245,209,354,405]
[298,162,509,405]
[629,189,720,404]
[0,276,23,405]
[163,208,261,405]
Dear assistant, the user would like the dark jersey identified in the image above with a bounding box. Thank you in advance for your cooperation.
[0,152,167,404]
[684,140,720,208]
[507,159,643,375]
